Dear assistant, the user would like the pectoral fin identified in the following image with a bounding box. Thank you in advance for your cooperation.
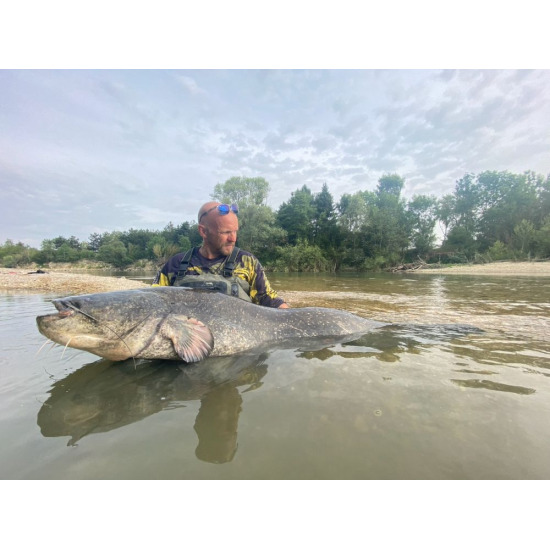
[162,316,214,362]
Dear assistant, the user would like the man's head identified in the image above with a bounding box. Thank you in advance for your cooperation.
[197,201,239,258]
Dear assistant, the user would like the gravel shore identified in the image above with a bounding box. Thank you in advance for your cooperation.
[0,270,149,295]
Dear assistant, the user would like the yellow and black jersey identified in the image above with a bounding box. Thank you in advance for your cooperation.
[152,248,285,308]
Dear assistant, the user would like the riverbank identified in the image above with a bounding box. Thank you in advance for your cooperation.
[13,260,159,272]
[2,261,550,294]
[0,270,149,294]
[417,261,550,276]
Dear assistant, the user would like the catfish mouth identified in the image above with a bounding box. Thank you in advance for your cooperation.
[37,299,95,344]
[36,308,82,345]
[53,298,79,316]
[37,299,78,323]
[36,301,78,335]
[36,298,137,362]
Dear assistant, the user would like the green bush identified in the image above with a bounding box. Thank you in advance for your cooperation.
[2,255,17,268]
[98,240,131,268]
[486,240,509,261]
[535,216,550,257]
[178,236,191,251]
[362,255,388,271]
[0,240,38,265]
[513,220,536,257]
[270,240,328,272]
[55,243,80,263]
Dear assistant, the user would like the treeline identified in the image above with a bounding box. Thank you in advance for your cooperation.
[0,223,202,269]
[2,171,550,271]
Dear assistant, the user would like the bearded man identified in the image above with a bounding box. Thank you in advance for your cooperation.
[153,201,289,308]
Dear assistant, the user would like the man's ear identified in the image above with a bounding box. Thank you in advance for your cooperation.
[198,224,208,239]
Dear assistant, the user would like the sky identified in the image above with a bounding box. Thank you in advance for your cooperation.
[1,69,549,247]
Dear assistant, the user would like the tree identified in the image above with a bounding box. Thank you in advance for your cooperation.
[513,220,536,256]
[235,204,286,261]
[311,183,342,269]
[119,228,159,260]
[486,240,509,261]
[48,235,81,251]
[377,173,405,197]
[407,194,438,257]
[535,174,550,226]
[365,174,410,265]
[38,239,57,263]
[0,240,38,267]
[337,192,369,266]
[453,173,479,235]
[439,173,479,255]
[443,226,477,260]
[56,243,79,262]
[87,232,106,253]
[312,183,339,248]
[178,235,192,251]
[212,176,270,207]
[476,171,538,248]
[535,216,550,257]
[0,240,27,259]
[273,239,328,272]
[151,242,181,265]
[436,194,458,241]
[277,185,316,245]
[161,222,191,245]
[98,240,131,268]
[212,176,284,261]
[338,192,368,234]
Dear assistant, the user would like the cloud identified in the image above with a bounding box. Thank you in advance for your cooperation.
[175,75,207,96]
[1,69,549,245]
[122,205,184,225]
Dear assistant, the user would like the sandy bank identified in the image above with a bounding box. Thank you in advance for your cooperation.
[0,270,149,295]
[417,261,550,276]
[2,261,550,296]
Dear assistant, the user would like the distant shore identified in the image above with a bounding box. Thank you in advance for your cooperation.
[2,261,550,295]
[417,261,550,276]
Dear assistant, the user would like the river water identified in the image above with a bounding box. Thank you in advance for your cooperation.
[1,272,549,479]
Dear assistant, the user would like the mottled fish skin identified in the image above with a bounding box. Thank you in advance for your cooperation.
[36,287,386,362]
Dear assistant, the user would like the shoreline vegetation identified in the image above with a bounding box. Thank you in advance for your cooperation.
[2,171,550,275]
[2,261,550,295]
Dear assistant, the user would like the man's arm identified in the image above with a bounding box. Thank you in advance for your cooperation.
[151,253,184,287]
[152,267,171,286]
[245,257,288,308]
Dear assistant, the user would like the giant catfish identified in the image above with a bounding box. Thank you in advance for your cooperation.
[36,287,386,362]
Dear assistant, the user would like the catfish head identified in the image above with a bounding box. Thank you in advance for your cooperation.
[36,289,214,362]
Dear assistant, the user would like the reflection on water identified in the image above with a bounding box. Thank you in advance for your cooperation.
[299,324,485,363]
[451,379,536,395]
[29,321,549,477]
[38,353,268,464]
[2,272,550,479]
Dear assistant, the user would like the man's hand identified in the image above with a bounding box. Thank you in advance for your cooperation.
[278,303,290,309]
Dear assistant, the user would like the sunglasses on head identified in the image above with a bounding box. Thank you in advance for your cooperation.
[199,203,239,222]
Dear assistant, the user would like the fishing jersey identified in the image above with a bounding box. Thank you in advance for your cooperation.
[152,248,285,308]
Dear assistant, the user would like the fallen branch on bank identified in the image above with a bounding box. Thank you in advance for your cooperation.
[387,258,428,272]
